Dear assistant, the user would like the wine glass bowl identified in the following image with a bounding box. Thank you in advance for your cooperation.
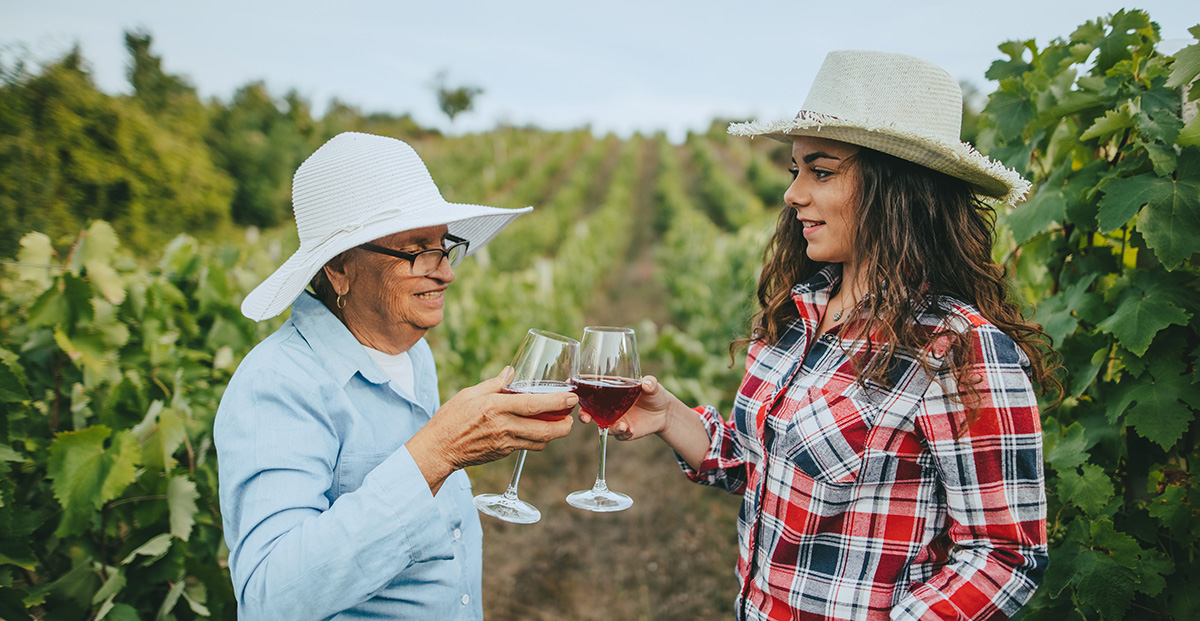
[567,326,641,512]
[474,329,578,524]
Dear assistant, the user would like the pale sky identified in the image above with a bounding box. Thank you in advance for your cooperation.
[2,1,1196,141]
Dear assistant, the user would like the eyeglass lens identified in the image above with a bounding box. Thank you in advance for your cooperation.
[411,243,467,276]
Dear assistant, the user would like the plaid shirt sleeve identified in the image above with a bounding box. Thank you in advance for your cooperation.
[891,324,1048,620]
[677,404,751,495]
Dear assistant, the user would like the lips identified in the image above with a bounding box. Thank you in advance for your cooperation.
[414,290,445,301]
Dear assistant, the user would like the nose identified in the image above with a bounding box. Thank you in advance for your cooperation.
[783,175,810,210]
[428,253,456,283]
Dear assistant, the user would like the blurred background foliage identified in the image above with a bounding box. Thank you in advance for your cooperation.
[1,12,1199,620]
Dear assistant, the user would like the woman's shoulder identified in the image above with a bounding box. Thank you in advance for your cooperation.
[922,295,1028,368]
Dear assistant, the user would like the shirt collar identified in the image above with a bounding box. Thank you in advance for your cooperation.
[791,264,842,320]
[290,292,393,387]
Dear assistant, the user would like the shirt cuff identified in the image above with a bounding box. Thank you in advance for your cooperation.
[674,406,724,481]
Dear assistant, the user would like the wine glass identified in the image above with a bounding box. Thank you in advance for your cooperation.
[473,329,579,524]
[567,326,642,512]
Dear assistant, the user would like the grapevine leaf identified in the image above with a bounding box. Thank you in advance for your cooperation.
[136,403,186,474]
[1136,148,1200,268]
[167,475,199,541]
[0,586,33,621]
[102,603,140,621]
[1045,421,1090,472]
[121,533,172,566]
[1142,140,1177,177]
[157,578,187,619]
[1080,103,1136,141]
[1006,162,1069,244]
[986,40,1035,81]
[47,426,142,536]
[0,361,30,404]
[1073,519,1143,619]
[1032,273,1099,346]
[985,81,1036,142]
[1120,356,1199,449]
[1057,463,1114,515]
[1135,549,1174,597]
[16,232,55,288]
[1135,106,1183,146]
[91,567,125,606]
[1095,9,1153,74]
[1179,114,1200,148]
[1096,273,1190,356]
[1059,331,1108,399]
[1165,39,1200,89]
[1096,173,1159,233]
[1147,485,1198,544]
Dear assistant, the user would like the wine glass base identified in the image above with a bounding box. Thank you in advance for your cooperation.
[566,488,633,512]
[473,493,541,524]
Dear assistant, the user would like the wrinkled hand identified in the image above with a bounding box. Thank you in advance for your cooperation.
[408,368,575,492]
[580,376,675,442]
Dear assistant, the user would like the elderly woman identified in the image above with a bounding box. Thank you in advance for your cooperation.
[215,132,575,620]
[608,51,1053,620]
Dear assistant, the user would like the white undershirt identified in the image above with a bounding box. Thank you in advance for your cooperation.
[363,345,415,396]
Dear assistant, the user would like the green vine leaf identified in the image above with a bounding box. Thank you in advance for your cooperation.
[1164,31,1200,90]
[1096,270,1191,356]
[1108,355,1199,449]
[1147,485,1200,544]
[1033,273,1100,346]
[1057,463,1114,514]
[1044,420,1091,472]
[1135,148,1200,268]
[1080,101,1136,141]
[47,426,142,536]
[167,475,199,541]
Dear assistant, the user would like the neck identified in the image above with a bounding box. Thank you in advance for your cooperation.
[329,302,423,354]
[837,261,868,303]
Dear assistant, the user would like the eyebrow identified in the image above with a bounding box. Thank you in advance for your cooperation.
[801,151,841,164]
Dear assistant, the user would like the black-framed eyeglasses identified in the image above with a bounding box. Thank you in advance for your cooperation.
[357,234,470,276]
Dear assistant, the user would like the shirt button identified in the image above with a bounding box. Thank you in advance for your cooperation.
[461,594,470,605]
[453,528,462,540]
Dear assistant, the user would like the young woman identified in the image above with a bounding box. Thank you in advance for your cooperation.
[606,51,1055,620]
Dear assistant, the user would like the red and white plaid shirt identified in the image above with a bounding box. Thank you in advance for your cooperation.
[682,266,1047,620]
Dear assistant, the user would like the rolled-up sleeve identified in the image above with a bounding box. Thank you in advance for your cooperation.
[216,366,450,620]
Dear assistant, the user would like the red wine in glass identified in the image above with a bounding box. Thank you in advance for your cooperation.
[567,326,640,513]
[504,380,575,420]
[474,329,578,524]
[570,375,642,428]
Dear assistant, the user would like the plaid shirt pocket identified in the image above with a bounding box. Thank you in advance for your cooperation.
[782,383,881,486]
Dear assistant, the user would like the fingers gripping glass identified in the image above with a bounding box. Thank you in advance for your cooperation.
[473,329,579,524]
[358,234,469,276]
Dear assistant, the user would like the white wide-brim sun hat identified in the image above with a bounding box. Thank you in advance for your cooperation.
[728,49,1030,207]
[241,132,532,321]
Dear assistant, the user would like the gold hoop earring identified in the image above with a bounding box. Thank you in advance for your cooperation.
[336,293,346,309]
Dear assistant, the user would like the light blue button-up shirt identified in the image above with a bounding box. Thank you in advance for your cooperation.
[215,292,483,620]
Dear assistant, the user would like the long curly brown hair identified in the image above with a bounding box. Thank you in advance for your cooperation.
[740,145,1059,413]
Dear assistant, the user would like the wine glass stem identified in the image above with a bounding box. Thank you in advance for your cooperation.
[592,428,610,492]
[503,450,528,500]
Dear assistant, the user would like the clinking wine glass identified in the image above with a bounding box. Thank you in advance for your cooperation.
[473,329,579,524]
[567,326,642,512]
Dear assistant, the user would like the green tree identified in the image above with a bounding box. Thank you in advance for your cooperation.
[432,70,483,124]
[979,11,1200,619]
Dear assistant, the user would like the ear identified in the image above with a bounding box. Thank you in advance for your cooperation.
[323,252,353,295]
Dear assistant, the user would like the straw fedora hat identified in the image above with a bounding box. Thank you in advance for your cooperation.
[241,132,532,321]
[728,49,1030,206]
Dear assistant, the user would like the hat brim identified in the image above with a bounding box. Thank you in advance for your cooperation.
[728,113,1029,207]
[240,200,532,321]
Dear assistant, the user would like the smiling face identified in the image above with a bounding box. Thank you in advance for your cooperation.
[785,136,861,266]
[326,224,457,353]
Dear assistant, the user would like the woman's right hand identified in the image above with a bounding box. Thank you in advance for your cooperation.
[585,375,713,471]
[580,375,676,442]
